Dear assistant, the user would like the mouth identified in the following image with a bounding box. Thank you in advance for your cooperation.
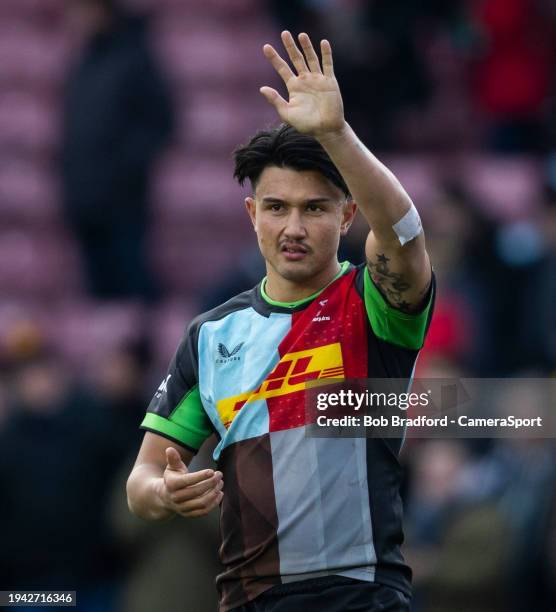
[280,243,309,261]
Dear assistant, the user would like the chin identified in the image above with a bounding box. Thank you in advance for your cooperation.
[275,260,318,283]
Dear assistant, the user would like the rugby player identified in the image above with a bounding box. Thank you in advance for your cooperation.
[127,31,434,612]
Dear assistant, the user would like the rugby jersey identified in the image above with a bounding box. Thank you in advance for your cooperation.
[141,261,435,611]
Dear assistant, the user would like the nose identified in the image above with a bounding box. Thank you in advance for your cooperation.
[283,208,306,241]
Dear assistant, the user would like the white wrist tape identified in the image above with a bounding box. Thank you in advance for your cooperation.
[392,204,422,246]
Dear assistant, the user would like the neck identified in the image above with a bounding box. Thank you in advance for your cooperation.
[264,260,342,303]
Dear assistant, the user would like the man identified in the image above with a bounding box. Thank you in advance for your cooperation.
[127,31,434,611]
[61,0,173,300]
[0,347,124,609]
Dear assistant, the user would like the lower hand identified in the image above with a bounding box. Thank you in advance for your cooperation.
[157,447,224,518]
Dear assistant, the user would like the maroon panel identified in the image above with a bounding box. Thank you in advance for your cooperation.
[216,435,281,611]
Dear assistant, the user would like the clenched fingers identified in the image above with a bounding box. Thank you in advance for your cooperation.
[164,468,218,493]
[171,475,224,504]
[175,485,224,518]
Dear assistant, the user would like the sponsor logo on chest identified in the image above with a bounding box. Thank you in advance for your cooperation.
[216,342,345,428]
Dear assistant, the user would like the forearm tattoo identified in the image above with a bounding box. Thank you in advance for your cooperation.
[366,253,428,314]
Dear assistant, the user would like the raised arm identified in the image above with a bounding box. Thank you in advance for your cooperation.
[260,31,431,312]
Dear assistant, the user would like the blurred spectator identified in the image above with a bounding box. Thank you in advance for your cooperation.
[61,0,174,300]
[404,440,511,612]
[523,185,556,372]
[88,338,221,612]
[91,337,153,460]
[111,441,222,612]
[470,0,552,151]
[537,481,556,607]
[0,379,8,431]
[0,348,127,611]
[488,185,556,373]
[200,247,265,312]
[422,183,498,373]
[478,381,556,610]
[268,0,433,150]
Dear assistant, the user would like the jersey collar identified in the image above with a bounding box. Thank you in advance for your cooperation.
[253,261,351,316]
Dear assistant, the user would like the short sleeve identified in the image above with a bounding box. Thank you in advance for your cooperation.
[363,266,435,350]
[140,327,213,453]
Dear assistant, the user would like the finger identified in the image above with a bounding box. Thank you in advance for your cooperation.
[262,44,295,85]
[177,486,224,514]
[259,86,289,117]
[171,475,223,503]
[166,471,221,498]
[281,30,309,74]
[165,468,215,492]
[172,479,224,505]
[165,447,187,472]
[320,39,334,77]
[181,491,224,518]
[298,32,321,74]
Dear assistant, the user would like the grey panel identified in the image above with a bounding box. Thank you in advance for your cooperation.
[270,426,376,579]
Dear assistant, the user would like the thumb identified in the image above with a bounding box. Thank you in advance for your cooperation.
[165,447,187,472]
[259,86,288,117]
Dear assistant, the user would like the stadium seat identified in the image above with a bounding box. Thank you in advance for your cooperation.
[150,218,254,295]
[0,25,68,88]
[0,91,58,155]
[52,301,147,369]
[178,91,273,153]
[0,160,60,225]
[155,20,276,87]
[0,0,64,20]
[0,229,82,299]
[462,156,542,219]
[152,152,250,218]
[148,298,198,367]
[156,0,262,19]
[382,156,440,212]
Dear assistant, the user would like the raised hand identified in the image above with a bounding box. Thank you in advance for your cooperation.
[260,31,345,138]
[157,447,224,518]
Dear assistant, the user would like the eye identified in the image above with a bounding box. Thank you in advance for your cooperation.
[306,203,323,213]
[266,202,287,214]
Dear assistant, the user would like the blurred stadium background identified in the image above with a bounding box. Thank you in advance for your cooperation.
[0,0,555,610]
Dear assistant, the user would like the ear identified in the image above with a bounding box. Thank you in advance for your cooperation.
[245,197,257,231]
[340,201,357,236]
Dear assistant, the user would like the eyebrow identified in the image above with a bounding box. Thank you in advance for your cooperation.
[261,197,334,205]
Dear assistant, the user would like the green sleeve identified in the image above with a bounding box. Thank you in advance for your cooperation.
[363,266,434,350]
[141,384,213,451]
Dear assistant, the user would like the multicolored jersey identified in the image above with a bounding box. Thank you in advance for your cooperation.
[141,261,435,611]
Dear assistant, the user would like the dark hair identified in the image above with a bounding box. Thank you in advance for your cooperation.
[233,124,350,198]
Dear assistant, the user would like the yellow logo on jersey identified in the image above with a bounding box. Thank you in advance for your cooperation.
[216,342,344,428]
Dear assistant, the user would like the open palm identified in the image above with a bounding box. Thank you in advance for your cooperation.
[261,31,345,137]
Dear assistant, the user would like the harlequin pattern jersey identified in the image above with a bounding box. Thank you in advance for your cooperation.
[140,262,435,611]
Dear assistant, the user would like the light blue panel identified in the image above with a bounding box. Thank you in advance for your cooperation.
[223,398,269,449]
[270,427,376,579]
[197,308,291,460]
